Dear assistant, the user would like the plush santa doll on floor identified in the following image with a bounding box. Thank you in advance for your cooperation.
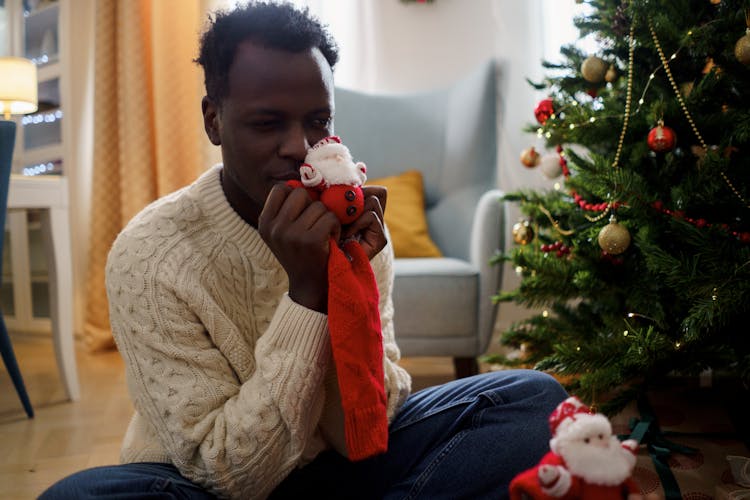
[509,396,644,500]
[288,135,367,225]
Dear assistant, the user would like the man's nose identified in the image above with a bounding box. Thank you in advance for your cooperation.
[279,124,309,161]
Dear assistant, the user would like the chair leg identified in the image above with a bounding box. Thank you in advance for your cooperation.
[453,357,479,379]
[0,318,34,418]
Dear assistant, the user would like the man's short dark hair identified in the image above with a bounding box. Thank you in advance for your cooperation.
[195,1,339,105]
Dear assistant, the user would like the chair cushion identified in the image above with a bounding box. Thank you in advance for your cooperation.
[392,258,478,339]
[367,170,442,258]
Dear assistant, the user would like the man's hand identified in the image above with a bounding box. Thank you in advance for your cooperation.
[341,185,388,260]
[258,184,341,313]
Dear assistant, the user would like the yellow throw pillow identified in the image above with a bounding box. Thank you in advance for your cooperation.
[366,170,442,258]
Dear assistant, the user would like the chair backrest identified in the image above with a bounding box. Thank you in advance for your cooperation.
[334,61,498,261]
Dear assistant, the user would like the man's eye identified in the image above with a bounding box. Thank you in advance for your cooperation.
[250,120,279,130]
[583,437,590,444]
[312,117,332,128]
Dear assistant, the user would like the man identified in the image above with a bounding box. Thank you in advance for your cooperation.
[41,3,566,499]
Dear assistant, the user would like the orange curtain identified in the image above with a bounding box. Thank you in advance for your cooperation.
[84,0,218,350]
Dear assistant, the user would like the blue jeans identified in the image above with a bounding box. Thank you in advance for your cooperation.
[40,370,566,499]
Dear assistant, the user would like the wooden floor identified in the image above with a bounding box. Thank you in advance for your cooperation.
[0,333,457,499]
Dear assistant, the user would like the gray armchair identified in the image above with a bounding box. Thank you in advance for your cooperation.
[334,61,504,378]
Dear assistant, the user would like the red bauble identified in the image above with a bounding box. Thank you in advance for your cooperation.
[647,122,677,152]
[534,99,554,125]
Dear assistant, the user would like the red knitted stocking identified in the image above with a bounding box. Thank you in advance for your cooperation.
[327,238,388,461]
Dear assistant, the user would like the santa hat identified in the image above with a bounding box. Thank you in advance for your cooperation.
[549,397,612,453]
[310,135,342,150]
[549,396,611,438]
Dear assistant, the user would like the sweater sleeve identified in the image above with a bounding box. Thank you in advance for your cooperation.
[106,235,331,499]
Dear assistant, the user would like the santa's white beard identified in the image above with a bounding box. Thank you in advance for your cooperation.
[557,436,636,485]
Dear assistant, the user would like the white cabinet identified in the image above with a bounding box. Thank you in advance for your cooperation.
[1,0,71,334]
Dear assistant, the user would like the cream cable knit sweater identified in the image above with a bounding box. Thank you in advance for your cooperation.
[106,165,412,499]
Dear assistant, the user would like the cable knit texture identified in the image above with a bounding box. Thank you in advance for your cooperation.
[106,164,412,499]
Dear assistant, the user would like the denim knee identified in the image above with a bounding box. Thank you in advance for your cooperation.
[478,369,567,406]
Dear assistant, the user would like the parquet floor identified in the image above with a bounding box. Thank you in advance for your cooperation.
[0,333,456,499]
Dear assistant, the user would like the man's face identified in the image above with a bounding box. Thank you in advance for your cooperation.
[203,41,335,225]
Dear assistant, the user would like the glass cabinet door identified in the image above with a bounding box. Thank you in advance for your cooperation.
[22,0,59,66]
[0,0,9,56]
[2,0,63,333]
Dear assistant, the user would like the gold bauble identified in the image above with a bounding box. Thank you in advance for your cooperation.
[581,56,608,83]
[605,65,618,83]
[735,32,750,65]
[520,146,541,168]
[512,220,534,245]
[598,216,631,255]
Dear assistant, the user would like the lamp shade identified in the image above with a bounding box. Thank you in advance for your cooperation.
[0,57,38,119]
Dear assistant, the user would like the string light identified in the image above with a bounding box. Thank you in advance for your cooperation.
[22,109,63,126]
[22,161,57,176]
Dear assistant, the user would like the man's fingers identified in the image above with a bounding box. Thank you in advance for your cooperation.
[342,208,382,241]
[273,187,314,223]
[362,185,387,214]
[258,184,293,231]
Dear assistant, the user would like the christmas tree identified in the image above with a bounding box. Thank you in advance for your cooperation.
[489,0,750,412]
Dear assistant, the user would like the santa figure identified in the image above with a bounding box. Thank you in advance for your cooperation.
[509,396,644,500]
[293,135,367,225]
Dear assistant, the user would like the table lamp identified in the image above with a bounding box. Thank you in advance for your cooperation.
[0,56,38,173]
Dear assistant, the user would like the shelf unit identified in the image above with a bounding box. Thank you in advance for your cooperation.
[1,0,71,334]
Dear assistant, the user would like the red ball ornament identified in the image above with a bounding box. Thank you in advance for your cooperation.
[647,121,677,152]
[534,98,555,125]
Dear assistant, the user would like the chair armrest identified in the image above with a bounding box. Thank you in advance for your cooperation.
[470,189,505,355]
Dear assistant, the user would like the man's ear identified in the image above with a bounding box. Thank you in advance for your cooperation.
[202,96,221,146]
